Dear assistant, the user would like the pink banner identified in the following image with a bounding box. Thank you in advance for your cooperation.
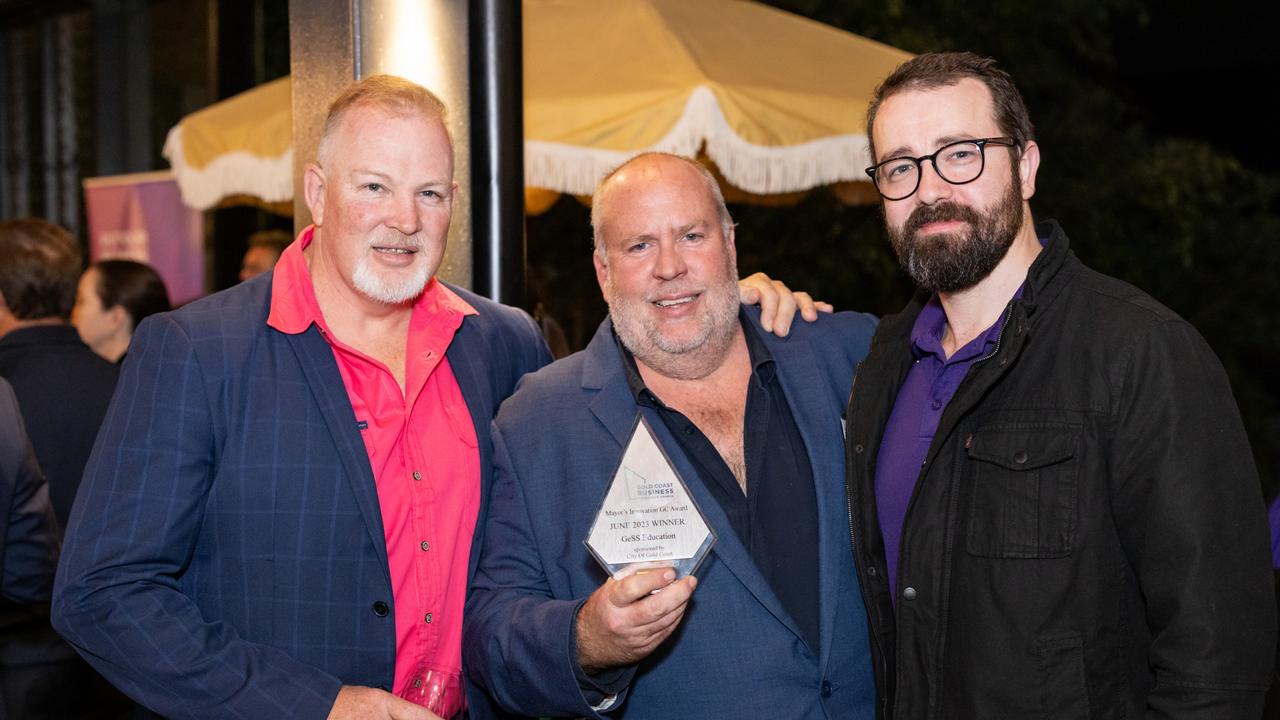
[83,171,204,305]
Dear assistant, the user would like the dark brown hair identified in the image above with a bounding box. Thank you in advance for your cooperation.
[247,229,292,256]
[92,260,172,330]
[866,52,1035,162]
[0,218,81,320]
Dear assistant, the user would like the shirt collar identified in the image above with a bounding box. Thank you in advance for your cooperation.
[614,306,774,405]
[267,225,476,337]
[910,286,1023,364]
[909,232,1049,362]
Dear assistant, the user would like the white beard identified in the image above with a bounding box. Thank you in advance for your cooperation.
[605,263,741,380]
[351,239,431,305]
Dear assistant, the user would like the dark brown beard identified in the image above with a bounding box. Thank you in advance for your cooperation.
[887,175,1023,294]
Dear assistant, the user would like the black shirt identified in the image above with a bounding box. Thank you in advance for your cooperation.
[615,312,821,653]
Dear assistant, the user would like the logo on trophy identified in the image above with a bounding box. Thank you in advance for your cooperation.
[585,415,715,579]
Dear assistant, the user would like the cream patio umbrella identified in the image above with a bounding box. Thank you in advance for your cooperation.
[522,0,912,200]
[162,3,908,214]
[162,75,293,212]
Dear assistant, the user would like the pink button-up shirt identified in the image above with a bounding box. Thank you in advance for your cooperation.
[268,227,479,696]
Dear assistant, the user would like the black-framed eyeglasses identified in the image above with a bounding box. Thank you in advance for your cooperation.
[864,137,1018,201]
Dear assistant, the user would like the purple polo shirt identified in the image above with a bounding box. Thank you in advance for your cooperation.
[1269,494,1280,568]
[874,292,1018,600]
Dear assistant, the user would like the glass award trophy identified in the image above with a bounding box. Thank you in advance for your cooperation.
[585,415,715,580]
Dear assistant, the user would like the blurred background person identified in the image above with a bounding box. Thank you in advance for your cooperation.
[0,375,62,719]
[0,221,131,719]
[0,375,57,613]
[0,218,118,530]
[238,228,291,282]
[72,259,173,364]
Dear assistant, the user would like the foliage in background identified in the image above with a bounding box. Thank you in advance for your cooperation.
[527,0,1280,496]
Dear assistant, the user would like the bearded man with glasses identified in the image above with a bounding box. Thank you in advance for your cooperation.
[845,52,1274,719]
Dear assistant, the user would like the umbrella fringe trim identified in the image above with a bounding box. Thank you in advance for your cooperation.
[163,126,295,210]
[525,86,874,196]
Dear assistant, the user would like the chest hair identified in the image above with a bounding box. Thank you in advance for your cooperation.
[667,384,748,493]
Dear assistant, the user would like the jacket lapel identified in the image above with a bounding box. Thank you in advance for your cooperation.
[284,327,389,577]
[583,321,805,644]
[771,335,847,666]
[445,316,497,581]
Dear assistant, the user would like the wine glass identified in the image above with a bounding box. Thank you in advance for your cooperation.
[398,665,464,719]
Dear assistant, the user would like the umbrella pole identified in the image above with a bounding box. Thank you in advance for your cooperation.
[469,0,526,307]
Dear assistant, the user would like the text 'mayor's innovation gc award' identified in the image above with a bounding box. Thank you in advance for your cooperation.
[585,415,715,579]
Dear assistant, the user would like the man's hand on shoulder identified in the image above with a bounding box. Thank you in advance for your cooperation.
[328,685,443,720]
[737,271,833,337]
[575,568,697,675]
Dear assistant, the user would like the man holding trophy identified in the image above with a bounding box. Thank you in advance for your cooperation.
[463,153,879,719]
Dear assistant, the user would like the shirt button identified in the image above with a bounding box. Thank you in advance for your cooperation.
[1014,451,1029,464]
[372,601,390,617]
[903,586,917,601]
[424,612,433,624]
[412,471,422,481]
[866,566,878,577]
[420,540,430,552]
[683,425,695,436]
[853,444,864,454]
[931,398,942,410]
[820,681,832,698]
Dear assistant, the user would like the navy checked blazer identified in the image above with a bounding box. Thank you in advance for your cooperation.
[51,272,551,720]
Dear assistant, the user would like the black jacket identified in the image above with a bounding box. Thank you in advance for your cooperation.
[845,221,1275,719]
[0,325,118,530]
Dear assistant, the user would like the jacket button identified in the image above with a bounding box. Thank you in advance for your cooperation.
[820,680,832,698]
[902,586,917,601]
[372,601,390,617]
[1014,451,1029,464]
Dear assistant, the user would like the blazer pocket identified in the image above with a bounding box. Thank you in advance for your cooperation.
[965,423,1080,558]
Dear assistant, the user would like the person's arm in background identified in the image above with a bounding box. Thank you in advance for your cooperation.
[0,377,59,608]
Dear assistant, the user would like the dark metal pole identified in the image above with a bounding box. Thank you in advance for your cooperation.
[469,0,525,306]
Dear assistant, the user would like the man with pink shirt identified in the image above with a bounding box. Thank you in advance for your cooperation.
[52,75,811,720]
[54,75,538,720]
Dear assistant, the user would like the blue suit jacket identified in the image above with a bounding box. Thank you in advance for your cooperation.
[464,307,878,719]
[52,273,551,719]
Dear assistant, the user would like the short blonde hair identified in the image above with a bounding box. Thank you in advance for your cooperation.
[316,74,451,165]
